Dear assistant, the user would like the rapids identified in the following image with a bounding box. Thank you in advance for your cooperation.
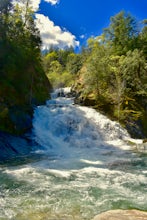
[0,88,147,220]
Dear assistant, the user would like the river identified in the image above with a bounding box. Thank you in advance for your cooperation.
[0,88,147,220]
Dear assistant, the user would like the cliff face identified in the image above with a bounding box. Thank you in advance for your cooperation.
[0,61,52,159]
[0,66,52,135]
[0,1,53,135]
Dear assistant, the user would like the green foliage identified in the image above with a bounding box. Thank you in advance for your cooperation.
[83,38,110,98]
[66,53,82,75]
[41,10,147,137]
[120,49,147,96]
[139,20,147,58]
[47,70,74,88]
[104,11,139,55]
[0,0,51,134]
[43,48,81,88]
[72,11,147,137]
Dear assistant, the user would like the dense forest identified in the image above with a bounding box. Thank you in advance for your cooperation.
[0,0,51,134]
[43,11,147,138]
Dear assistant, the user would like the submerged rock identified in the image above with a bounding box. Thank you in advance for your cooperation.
[92,209,147,220]
[0,131,32,161]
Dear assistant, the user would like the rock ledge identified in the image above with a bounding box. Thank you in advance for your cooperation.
[92,209,147,220]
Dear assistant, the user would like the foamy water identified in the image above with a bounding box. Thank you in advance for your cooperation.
[0,88,146,220]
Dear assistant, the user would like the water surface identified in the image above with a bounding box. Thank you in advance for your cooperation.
[0,89,147,220]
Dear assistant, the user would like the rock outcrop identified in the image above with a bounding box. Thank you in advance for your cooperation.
[0,131,32,161]
[92,209,147,220]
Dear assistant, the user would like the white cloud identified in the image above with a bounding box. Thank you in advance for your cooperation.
[44,0,59,5]
[80,34,86,39]
[12,0,79,49]
[35,14,79,50]
[29,0,41,11]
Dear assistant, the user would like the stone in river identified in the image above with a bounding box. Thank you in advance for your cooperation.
[92,209,147,220]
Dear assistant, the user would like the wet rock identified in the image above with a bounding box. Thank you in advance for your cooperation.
[92,209,147,220]
[0,131,32,161]
[135,141,147,153]
[143,139,147,143]
[125,119,145,139]
[9,106,32,134]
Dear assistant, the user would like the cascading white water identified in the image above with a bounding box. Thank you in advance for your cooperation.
[0,88,147,220]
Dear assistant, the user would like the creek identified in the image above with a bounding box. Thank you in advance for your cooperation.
[0,88,147,220]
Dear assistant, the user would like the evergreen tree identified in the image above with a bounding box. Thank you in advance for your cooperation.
[104,11,139,55]
[140,20,147,58]
[83,37,110,99]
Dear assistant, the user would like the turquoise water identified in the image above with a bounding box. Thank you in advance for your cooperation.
[0,152,147,220]
[0,93,147,220]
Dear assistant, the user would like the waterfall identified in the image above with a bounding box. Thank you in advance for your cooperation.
[0,88,146,220]
[33,88,130,149]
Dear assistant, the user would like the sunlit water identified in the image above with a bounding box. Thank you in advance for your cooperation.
[0,88,147,220]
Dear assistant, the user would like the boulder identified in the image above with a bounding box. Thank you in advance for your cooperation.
[92,209,147,220]
[0,131,32,161]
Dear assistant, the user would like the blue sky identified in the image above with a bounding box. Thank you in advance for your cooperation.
[19,0,147,50]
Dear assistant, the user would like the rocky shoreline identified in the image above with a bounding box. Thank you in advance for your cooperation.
[92,209,147,220]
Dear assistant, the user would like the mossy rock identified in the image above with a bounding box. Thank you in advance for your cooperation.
[0,106,32,135]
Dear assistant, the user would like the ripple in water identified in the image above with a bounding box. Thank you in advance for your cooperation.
[0,88,147,220]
